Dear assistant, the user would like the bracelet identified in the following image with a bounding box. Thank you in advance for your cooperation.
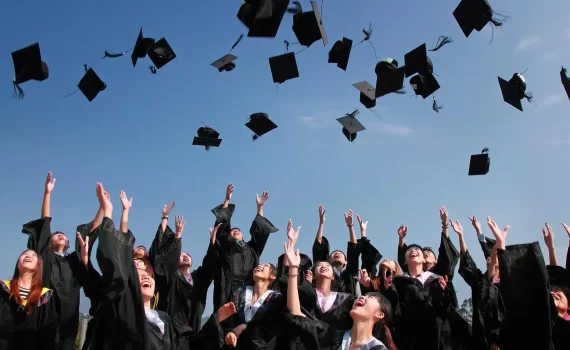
[162,216,168,220]
[288,265,300,268]
[288,273,299,277]
[441,223,448,228]
[347,224,353,227]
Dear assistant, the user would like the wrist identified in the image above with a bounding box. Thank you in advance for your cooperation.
[347,224,353,227]
[162,216,168,220]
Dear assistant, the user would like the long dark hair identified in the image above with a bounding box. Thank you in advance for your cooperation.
[366,292,398,350]
[10,250,45,315]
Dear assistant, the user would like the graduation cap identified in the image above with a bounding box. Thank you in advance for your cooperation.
[78,67,106,102]
[148,38,176,71]
[337,110,365,142]
[353,81,376,109]
[269,52,300,84]
[498,73,533,112]
[291,0,328,48]
[410,73,440,99]
[453,0,507,38]
[375,59,407,98]
[468,148,490,176]
[11,43,49,99]
[211,54,238,73]
[131,28,156,67]
[246,113,278,140]
[238,0,290,38]
[561,67,570,101]
[404,44,433,78]
[328,37,353,71]
[192,125,222,151]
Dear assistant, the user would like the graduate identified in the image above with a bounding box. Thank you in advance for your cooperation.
[284,221,397,350]
[21,172,94,350]
[209,184,279,311]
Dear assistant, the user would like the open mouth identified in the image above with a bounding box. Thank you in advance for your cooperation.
[410,251,420,258]
[319,266,329,273]
[254,266,263,273]
[353,299,365,308]
[23,258,32,263]
[141,281,152,288]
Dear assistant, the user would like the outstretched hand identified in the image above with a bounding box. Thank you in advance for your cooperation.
[225,184,234,201]
[449,219,463,236]
[162,201,175,217]
[120,190,133,210]
[76,232,89,266]
[256,191,269,207]
[45,172,56,193]
[487,216,509,245]
[209,223,222,245]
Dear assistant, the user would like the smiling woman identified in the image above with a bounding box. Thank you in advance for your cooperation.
[0,249,58,349]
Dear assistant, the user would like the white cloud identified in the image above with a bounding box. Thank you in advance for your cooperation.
[540,94,564,108]
[515,34,542,51]
[368,122,414,136]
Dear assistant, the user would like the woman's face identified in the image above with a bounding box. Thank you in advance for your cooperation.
[18,250,38,272]
[552,289,569,313]
[138,269,155,301]
[314,261,334,280]
[330,250,346,265]
[179,252,192,268]
[253,263,276,281]
[133,246,147,258]
[405,246,424,266]
[423,250,436,265]
[350,295,384,322]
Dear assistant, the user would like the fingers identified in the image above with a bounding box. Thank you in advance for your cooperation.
[76,232,84,244]
[85,236,89,245]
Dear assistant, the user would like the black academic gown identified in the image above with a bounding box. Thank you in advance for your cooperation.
[303,287,355,350]
[496,242,555,350]
[312,236,361,294]
[392,272,452,350]
[220,289,286,350]
[86,218,224,350]
[545,265,570,349]
[276,253,315,311]
[458,250,506,350]
[22,217,92,350]
[210,204,278,311]
[0,281,58,350]
[148,224,215,331]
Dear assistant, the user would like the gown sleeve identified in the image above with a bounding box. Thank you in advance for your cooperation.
[397,243,407,270]
[342,241,361,294]
[284,311,329,350]
[148,224,181,297]
[566,245,570,271]
[247,214,279,257]
[431,233,459,279]
[313,236,331,263]
[458,250,481,288]
[497,242,554,349]
[211,203,235,242]
[358,237,383,278]
[22,217,52,255]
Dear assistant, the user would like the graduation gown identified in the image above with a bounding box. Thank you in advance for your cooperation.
[22,217,92,350]
[304,288,355,350]
[545,265,570,349]
[211,204,278,311]
[0,281,57,350]
[221,288,286,350]
[86,218,223,350]
[284,313,388,350]
[458,250,506,350]
[312,236,361,294]
[496,242,555,350]
[276,253,315,311]
[392,272,452,350]
[148,224,216,331]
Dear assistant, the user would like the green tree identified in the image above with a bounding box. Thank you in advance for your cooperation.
[458,297,473,324]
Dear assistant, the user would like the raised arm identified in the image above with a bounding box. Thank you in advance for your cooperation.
[211,184,236,243]
[542,223,558,266]
[451,219,480,287]
[344,209,357,244]
[312,206,329,262]
[396,224,408,269]
[248,191,278,256]
[562,223,570,270]
[41,172,55,218]
[160,200,176,234]
[357,214,383,278]
[150,215,184,292]
[450,220,467,255]
[285,220,304,317]
[119,190,133,234]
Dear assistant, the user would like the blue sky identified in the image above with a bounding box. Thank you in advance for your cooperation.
[1,0,570,314]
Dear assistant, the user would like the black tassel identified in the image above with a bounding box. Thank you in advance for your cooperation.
[429,36,453,52]
[83,64,89,72]
[432,96,443,113]
[490,12,509,27]
[12,80,24,99]
[523,92,533,103]
[251,134,259,142]
[362,23,374,42]
[102,50,125,59]
[394,89,406,95]
[284,40,290,53]
[286,1,302,14]
[149,66,157,74]
[230,34,244,52]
